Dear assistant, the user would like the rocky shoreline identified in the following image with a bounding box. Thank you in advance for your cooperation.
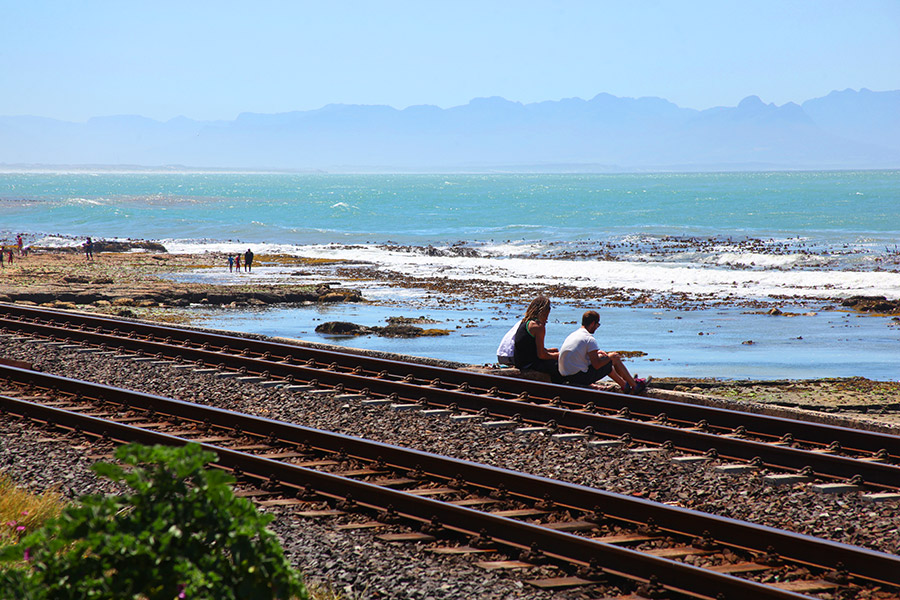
[2,241,898,400]
[0,245,363,319]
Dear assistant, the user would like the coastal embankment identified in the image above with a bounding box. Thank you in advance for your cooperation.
[1,242,898,427]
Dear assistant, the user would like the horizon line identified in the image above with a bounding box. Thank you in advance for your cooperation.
[1,87,895,124]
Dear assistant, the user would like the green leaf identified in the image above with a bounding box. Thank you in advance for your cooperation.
[3,443,308,599]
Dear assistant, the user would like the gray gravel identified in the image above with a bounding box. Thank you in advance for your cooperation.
[2,337,900,598]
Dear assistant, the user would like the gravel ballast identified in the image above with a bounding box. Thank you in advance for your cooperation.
[2,338,899,598]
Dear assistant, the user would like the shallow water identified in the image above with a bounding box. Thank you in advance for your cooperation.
[4,170,899,379]
[193,299,900,380]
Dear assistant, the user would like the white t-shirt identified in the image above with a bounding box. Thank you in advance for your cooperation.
[558,327,600,376]
[496,320,521,359]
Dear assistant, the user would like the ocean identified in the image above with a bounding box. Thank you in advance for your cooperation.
[2,170,899,380]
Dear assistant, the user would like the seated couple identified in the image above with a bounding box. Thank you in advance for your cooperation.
[497,296,649,394]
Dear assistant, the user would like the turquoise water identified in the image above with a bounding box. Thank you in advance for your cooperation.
[2,170,899,379]
[195,302,900,380]
[2,171,898,246]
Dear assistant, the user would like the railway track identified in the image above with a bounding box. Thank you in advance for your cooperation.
[2,303,899,493]
[2,364,899,599]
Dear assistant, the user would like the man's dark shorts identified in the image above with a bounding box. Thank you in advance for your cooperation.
[563,361,613,387]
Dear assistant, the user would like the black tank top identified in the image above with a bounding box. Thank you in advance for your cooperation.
[513,319,538,369]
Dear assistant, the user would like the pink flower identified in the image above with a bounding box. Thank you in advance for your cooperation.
[23,548,30,561]
[176,583,187,598]
[20,510,28,516]
[16,526,25,532]
[6,521,16,527]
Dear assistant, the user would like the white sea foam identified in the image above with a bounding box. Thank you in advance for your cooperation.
[159,240,306,255]
[32,235,83,248]
[290,245,900,301]
[477,241,546,256]
[712,252,810,269]
[147,239,900,302]
[65,197,105,205]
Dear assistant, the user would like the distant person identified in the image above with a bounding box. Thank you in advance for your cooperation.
[558,310,649,393]
[84,237,94,261]
[227,255,234,272]
[6,248,12,265]
[513,296,563,383]
[234,254,241,273]
[496,319,521,365]
[244,248,254,272]
[16,235,23,255]
[0,249,4,268]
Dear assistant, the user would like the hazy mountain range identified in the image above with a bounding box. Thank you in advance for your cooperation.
[1,88,898,172]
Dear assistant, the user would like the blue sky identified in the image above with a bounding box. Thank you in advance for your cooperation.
[2,0,898,122]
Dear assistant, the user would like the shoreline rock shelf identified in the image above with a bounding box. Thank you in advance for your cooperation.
[0,286,362,308]
[315,320,450,338]
[0,248,364,311]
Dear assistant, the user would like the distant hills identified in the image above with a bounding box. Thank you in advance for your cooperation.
[1,88,898,171]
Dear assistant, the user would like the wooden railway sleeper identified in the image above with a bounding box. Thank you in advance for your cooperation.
[1,364,900,592]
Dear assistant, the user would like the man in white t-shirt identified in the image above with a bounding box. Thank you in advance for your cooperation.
[558,310,648,393]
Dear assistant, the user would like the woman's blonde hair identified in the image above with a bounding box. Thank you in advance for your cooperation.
[523,296,552,324]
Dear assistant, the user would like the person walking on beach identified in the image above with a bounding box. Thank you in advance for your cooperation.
[16,235,23,256]
[84,237,94,261]
[234,254,241,273]
[558,310,649,393]
[513,296,563,383]
[6,248,13,266]
[244,248,254,272]
[227,255,234,272]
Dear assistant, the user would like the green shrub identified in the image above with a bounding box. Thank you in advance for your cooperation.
[0,443,308,600]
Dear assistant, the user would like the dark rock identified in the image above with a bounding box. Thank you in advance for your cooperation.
[447,246,480,258]
[33,239,167,253]
[96,240,168,253]
[315,321,372,336]
[839,295,900,314]
[372,324,450,338]
[314,321,450,338]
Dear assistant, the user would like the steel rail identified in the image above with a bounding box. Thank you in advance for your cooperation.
[0,395,814,600]
[1,364,899,593]
[2,318,900,490]
[1,303,895,459]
